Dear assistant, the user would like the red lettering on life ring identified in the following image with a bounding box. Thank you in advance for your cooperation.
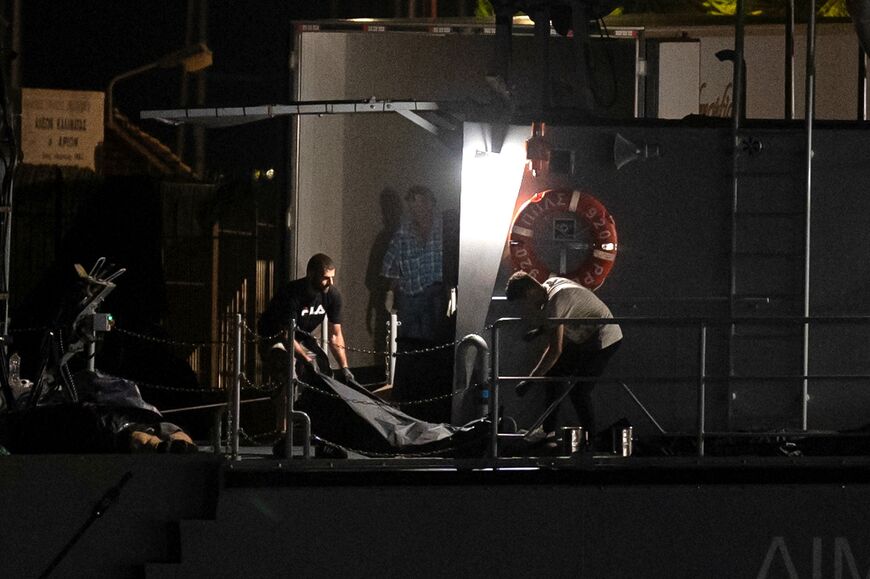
[509,188,618,290]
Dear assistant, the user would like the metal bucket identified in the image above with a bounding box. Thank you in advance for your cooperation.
[611,426,633,457]
[558,426,587,455]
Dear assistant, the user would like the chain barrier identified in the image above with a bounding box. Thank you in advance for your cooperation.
[113,327,221,349]
[20,315,491,407]
[239,372,281,394]
[8,315,493,459]
[239,320,284,344]
[7,326,50,335]
[238,427,282,444]
[93,369,218,393]
[239,317,493,358]
[314,435,460,458]
[296,378,474,408]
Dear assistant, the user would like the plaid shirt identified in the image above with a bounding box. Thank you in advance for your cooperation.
[381,213,443,296]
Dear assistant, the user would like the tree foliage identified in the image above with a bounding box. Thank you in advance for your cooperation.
[476,0,850,18]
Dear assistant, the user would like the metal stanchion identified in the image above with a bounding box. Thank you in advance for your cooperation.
[490,321,501,459]
[283,319,312,460]
[697,323,707,457]
[388,312,398,385]
[230,313,242,460]
[284,320,295,460]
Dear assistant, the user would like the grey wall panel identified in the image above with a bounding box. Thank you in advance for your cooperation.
[462,123,870,436]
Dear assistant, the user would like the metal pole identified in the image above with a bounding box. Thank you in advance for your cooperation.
[230,313,242,460]
[785,0,795,119]
[388,312,398,384]
[733,0,746,125]
[697,324,707,457]
[490,322,501,459]
[801,2,817,431]
[727,0,746,426]
[321,315,329,365]
[858,47,867,121]
[284,319,296,460]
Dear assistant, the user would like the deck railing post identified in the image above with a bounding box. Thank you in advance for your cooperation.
[229,313,242,460]
[697,323,707,457]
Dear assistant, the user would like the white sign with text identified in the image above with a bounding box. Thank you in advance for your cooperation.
[21,88,104,170]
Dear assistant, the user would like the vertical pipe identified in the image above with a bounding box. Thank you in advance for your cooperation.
[697,324,707,457]
[320,314,329,366]
[230,313,242,460]
[10,0,20,90]
[733,0,746,126]
[388,312,398,385]
[727,0,746,424]
[490,322,501,459]
[209,222,220,388]
[494,5,513,91]
[284,319,296,460]
[801,2,817,431]
[532,7,551,115]
[785,0,795,119]
[175,0,195,161]
[193,0,208,176]
[858,47,867,121]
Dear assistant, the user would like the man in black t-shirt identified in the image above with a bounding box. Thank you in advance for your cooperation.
[259,253,353,384]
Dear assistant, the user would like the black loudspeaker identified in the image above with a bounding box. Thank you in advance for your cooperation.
[613,133,660,170]
[847,0,870,58]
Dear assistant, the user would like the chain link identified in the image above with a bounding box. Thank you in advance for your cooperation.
[113,327,220,349]
[238,427,282,444]
[7,326,50,335]
[92,369,213,393]
[297,378,475,408]
[239,372,281,394]
[314,435,458,458]
[238,317,493,357]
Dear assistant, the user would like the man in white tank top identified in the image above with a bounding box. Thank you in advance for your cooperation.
[505,271,622,443]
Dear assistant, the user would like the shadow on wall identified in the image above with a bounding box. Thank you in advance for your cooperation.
[365,187,403,356]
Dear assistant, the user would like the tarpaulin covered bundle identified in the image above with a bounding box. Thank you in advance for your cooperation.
[298,369,486,456]
[0,370,184,453]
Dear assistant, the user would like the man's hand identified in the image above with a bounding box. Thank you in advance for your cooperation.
[340,367,355,383]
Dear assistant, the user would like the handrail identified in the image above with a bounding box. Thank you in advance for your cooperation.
[490,315,870,459]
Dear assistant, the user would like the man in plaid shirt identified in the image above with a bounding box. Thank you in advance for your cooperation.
[381,186,445,343]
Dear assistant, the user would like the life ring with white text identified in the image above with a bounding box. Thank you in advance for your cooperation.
[509,188,618,290]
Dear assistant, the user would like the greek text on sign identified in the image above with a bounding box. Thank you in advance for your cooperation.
[21,88,104,171]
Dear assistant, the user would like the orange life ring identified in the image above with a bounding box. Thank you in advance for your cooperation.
[509,188,618,290]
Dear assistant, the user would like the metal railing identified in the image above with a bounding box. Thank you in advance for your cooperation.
[490,315,870,458]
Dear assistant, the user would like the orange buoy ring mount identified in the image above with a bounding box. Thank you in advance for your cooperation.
[509,188,618,290]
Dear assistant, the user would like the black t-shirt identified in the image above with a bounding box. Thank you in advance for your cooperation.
[258,278,343,347]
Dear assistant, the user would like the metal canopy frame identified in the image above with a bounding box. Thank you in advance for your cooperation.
[140,98,449,135]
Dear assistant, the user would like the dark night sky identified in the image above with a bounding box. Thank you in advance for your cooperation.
[17,1,376,175]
